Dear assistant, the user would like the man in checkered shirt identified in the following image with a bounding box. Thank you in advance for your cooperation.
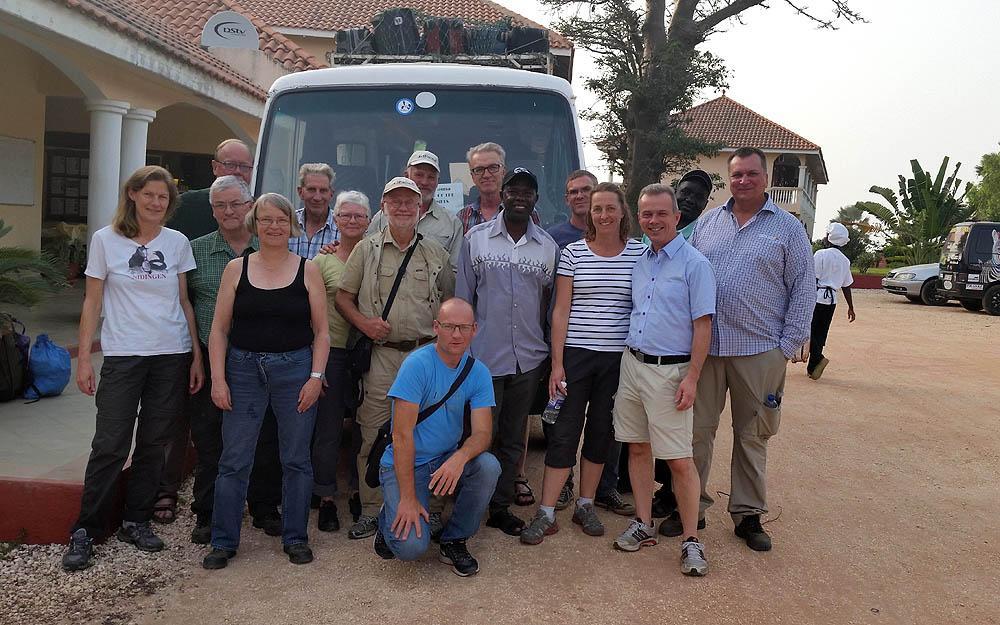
[688,147,814,553]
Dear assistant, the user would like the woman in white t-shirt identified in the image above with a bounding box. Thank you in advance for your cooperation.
[808,222,856,380]
[520,182,647,545]
[62,166,203,572]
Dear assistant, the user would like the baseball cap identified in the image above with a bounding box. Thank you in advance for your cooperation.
[502,167,538,190]
[826,222,850,246]
[406,150,440,172]
[382,176,421,196]
[679,169,713,193]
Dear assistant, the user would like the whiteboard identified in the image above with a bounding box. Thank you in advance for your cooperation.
[0,136,36,205]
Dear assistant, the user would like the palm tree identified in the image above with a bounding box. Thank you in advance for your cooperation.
[860,157,976,265]
[0,219,67,308]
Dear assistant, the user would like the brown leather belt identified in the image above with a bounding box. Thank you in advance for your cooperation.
[380,336,435,352]
[628,347,690,365]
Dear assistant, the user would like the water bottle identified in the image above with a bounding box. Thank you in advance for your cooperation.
[541,381,567,425]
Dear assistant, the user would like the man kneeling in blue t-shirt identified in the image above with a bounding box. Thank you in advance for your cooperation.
[375,298,500,576]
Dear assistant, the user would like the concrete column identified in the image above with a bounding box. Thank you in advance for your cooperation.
[797,164,807,189]
[85,99,129,242]
[120,108,157,185]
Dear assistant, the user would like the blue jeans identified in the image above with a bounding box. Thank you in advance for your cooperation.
[379,452,500,560]
[211,346,316,551]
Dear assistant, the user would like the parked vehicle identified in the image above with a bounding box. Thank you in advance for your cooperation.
[882,263,948,305]
[938,221,1000,315]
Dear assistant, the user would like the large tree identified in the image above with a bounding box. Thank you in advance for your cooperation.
[967,145,1000,221]
[543,0,863,208]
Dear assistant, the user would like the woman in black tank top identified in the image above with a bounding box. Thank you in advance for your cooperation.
[204,193,331,569]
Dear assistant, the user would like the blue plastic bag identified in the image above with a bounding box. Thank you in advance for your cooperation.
[24,334,71,401]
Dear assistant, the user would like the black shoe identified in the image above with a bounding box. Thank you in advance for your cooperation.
[62,529,94,572]
[202,548,236,570]
[310,494,321,509]
[439,539,479,577]
[735,514,772,552]
[485,508,525,536]
[116,522,164,552]
[658,510,706,537]
[252,509,282,537]
[348,514,379,540]
[283,543,314,565]
[190,521,212,545]
[318,500,340,532]
[651,493,676,519]
[594,490,636,516]
[555,481,574,511]
[373,529,395,560]
[348,492,362,523]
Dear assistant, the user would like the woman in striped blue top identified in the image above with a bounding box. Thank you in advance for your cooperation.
[520,182,647,545]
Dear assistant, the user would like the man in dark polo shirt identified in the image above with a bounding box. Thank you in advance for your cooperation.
[168,139,254,239]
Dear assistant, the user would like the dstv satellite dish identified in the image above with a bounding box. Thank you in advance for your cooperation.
[201,11,259,49]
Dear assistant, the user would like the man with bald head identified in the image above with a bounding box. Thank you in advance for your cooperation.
[372,298,499,577]
[169,139,255,239]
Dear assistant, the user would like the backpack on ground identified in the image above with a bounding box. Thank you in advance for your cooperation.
[0,315,29,402]
[24,333,71,401]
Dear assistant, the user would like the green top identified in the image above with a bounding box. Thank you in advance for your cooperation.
[188,230,259,346]
[312,253,352,349]
[168,188,218,241]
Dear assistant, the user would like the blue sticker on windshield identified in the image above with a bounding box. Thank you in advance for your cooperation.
[395,98,415,116]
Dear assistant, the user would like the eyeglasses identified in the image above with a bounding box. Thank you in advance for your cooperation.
[336,213,369,222]
[256,217,290,227]
[214,160,253,173]
[211,200,251,211]
[437,322,475,335]
[471,164,503,176]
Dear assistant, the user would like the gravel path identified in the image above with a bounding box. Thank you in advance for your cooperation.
[3,291,998,625]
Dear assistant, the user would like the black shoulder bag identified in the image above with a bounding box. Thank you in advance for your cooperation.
[364,355,476,488]
[346,234,424,384]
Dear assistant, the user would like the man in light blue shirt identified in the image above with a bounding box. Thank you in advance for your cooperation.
[689,147,815,553]
[612,183,715,577]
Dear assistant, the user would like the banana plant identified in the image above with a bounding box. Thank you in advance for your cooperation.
[0,219,67,308]
[860,157,977,265]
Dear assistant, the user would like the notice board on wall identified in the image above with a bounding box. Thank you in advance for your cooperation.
[0,136,36,205]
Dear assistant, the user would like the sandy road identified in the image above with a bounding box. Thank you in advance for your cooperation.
[75,290,1000,624]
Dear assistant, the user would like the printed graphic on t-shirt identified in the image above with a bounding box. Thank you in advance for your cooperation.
[127,245,168,279]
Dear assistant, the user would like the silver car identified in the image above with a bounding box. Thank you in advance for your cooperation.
[882,263,948,305]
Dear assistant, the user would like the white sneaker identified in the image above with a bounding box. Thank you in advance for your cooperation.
[681,539,709,576]
[613,518,657,552]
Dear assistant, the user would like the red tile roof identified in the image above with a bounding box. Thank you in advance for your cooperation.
[237,0,573,49]
[61,0,324,101]
[680,95,821,152]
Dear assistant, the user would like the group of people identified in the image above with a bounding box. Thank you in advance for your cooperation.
[61,136,856,579]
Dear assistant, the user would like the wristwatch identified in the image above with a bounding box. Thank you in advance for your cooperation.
[309,371,324,380]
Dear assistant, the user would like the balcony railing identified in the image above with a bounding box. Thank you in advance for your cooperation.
[768,186,816,222]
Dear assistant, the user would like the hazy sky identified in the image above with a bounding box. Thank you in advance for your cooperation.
[501,0,1000,238]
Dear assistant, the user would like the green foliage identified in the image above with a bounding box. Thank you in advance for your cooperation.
[852,251,877,274]
[967,146,1000,221]
[859,157,976,265]
[0,219,67,309]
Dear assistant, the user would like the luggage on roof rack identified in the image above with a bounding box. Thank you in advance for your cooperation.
[507,26,549,54]
[423,18,465,55]
[335,27,374,55]
[372,8,420,55]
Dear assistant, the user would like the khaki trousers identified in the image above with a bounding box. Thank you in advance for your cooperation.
[692,348,786,522]
[356,345,409,518]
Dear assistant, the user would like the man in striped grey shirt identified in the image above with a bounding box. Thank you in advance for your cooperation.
[689,147,815,553]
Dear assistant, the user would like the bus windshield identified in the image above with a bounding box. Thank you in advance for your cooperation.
[941,225,970,264]
[256,87,580,226]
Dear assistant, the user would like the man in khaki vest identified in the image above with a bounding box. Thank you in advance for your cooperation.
[336,177,454,540]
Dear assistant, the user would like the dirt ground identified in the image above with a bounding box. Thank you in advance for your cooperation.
[13,290,1000,625]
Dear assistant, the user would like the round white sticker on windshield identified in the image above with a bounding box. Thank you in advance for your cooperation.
[395,98,415,115]
[415,92,437,109]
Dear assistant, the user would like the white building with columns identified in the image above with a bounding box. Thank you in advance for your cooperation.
[0,0,322,251]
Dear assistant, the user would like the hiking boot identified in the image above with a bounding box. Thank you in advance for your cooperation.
[658,510,706,537]
[594,490,635,516]
[428,512,444,543]
[613,518,657,552]
[808,357,830,380]
[283,543,314,565]
[555,481,574,511]
[61,529,94,572]
[572,503,605,536]
[348,514,379,540]
[202,548,236,570]
[485,508,525,536]
[520,509,559,545]
[735,514,772,551]
[252,508,282,537]
[190,520,212,545]
[373,529,395,560]
[439,539,479,577]
[680,538,709,576]
[317,500,340,532]
[116,522,164,552]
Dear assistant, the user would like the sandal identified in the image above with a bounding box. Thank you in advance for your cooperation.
[514,477,535,506]
[152,495,177,525]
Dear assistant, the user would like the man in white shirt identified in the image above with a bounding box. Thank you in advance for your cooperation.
[808,222,856,380]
